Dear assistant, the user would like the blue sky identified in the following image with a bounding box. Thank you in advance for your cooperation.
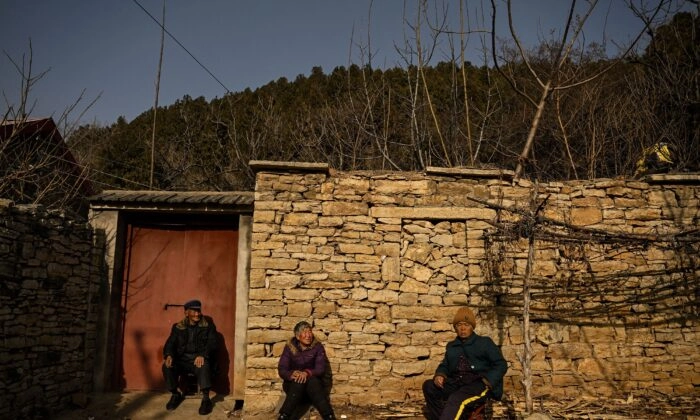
[0,0,675,128]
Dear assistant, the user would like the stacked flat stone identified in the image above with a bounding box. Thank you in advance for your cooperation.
[244,168,699,414]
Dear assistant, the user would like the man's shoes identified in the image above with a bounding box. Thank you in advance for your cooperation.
[199,398,213,415]
[165,392,183,410]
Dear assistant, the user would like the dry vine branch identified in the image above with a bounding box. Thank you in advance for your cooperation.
[467,195,699,243]
[465,186,698,413]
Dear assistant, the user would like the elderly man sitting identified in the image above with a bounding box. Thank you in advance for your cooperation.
[162,299,218,415]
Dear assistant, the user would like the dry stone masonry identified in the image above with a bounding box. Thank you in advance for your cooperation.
[244,165,699,415]
[0,200,105,419]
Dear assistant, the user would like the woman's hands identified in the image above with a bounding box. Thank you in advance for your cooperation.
[290,370,310,383]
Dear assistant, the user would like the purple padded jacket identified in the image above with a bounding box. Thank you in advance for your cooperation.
[278,336,328,381]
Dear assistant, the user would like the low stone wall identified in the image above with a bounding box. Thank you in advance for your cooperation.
[244,168,699,414]
[0,200,105,419]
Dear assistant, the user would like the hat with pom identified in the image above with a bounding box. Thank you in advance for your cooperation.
[452,307,476,328]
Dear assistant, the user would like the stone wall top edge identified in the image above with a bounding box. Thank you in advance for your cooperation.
[250,160,329,173]
[252,167,700,201]
[645,173,700,184]
[0,203,94,232]
[254,165,699,188]
[425,166,515,180]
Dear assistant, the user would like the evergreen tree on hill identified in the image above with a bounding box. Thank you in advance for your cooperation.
[67,10,699,193]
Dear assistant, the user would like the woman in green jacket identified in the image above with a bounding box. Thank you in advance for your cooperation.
[423,307,508,420]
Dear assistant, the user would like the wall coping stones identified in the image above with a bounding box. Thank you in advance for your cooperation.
[250,160,330,174]
[644,173,700,184]
[425,166,515,181]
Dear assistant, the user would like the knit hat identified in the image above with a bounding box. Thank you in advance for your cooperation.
[453,307,476,328]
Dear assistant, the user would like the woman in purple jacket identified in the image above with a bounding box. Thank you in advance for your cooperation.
[277,321,336,420]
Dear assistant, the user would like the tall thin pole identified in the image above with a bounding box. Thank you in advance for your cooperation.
[521,184,539,414]
[459,0,474,166]
[150,0,165,188]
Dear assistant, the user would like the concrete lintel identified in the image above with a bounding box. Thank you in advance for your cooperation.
[644,173,700,184]
[370,206,496,220]
[249,160,329,173]
[425,166,515,180]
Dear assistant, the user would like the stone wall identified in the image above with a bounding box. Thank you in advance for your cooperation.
[244,167,699,414]
[0,200,105,419]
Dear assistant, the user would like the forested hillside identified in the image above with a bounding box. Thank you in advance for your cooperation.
[68,11,698,192]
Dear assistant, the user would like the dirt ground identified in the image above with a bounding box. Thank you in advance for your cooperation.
[53,392,699,420]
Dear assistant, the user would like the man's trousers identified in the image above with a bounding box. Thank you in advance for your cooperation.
[162,356,213,392]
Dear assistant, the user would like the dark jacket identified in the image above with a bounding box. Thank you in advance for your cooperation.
[278,336,328,381]
[163,316,217,361]
[435,332,508,400]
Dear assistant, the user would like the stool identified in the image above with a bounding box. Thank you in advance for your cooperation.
[181,373,200,397]
[464,398,492,420]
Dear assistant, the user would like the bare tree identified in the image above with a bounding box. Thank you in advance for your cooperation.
[490,0,671,179]
[1,42,98,214]
[487,1,676,414]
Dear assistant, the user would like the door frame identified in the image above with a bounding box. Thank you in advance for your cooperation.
[89,192,252,400]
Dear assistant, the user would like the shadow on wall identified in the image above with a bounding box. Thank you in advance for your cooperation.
[214,330,232,395]
[479,223,699,328]
[479,208,698,397]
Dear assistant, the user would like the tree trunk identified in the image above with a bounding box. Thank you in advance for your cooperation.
[515,81,551,178]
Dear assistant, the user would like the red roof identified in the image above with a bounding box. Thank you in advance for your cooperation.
[1,117,95,197]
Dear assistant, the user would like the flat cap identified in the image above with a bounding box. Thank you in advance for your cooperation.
[184,299,202,310]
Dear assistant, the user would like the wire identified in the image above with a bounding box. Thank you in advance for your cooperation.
[131,0,232,94]
[50,154,158,189]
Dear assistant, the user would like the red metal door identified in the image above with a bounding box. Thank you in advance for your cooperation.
[119,224,237,394]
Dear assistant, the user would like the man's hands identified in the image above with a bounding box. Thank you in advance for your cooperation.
[194,356,205,368]
[290,370,309,383]
[163,355,205,368]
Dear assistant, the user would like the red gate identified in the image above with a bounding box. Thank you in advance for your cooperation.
[117,223,238,395]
